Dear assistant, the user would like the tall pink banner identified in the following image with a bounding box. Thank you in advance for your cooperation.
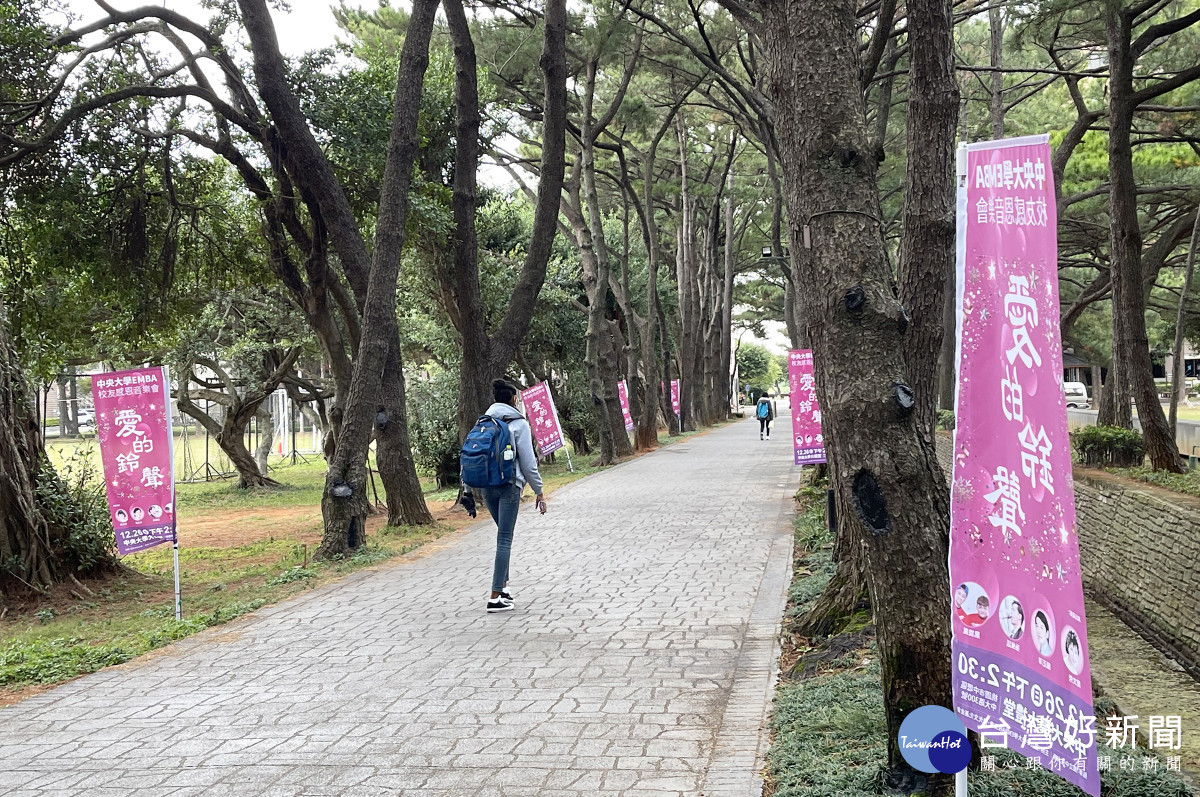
[519,381,566,457]
[617,380,634,431]
[93,367,177,555]
[952,136,1097,795]
[670,379,680,417]
[787,350,825,465]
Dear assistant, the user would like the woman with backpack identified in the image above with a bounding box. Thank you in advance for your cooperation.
[460,379,546,613]
[756,393,775,440]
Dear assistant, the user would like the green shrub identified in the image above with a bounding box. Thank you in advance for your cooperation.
[37,447,117,576]
[1071,425,1146,468]
[406,366,462,488]
[937,409,956,430]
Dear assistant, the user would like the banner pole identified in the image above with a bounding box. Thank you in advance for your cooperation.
[165,365,181,621]
[955,769,967,797]
[173,539,182,621]
[563,444,575,473]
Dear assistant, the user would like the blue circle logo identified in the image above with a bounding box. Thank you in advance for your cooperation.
[898,706,970,774]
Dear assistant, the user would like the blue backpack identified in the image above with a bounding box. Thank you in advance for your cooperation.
[460,415,516,488]
[756,401,770,419]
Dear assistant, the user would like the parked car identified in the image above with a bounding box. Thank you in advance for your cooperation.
[76,410,96,430]
[1064,382,1090,409]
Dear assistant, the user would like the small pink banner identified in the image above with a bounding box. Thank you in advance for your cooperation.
[94,367,176,555]
[519,381,566,457]
[617,380,634,431]
[788,350,825,465]
[952,136,1097,795]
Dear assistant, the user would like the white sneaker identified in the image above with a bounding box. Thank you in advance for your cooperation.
[487,596,513,613]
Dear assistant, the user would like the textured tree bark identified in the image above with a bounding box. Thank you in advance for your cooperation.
[174,353,295,489]
[721,189,735,418]
[1169,206,1200,437]
[238,0,436,532]
[0,304,58,592]
[310,0,438,557]
[675,128,700,432]
[632,104,686,450]
[442,0,567,439]
[444,0,491,439]
[753,0,954,790]
[377,339,433,526]
[485,0,568,381]
[1105,5,1183,471]
[253,405,274,476]
[897,0,959,439]
[988,3,1005,139]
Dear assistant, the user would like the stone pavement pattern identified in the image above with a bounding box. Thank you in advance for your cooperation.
[0,419,795,797]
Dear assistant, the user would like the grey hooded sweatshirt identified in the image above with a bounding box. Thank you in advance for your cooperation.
[467,402,544,496]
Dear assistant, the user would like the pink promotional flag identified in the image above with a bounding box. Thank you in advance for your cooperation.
[519,381,566,457]
[670,379,680,417]
[788,350,825,465]
[952,136,1098,795]
[94,367,177,555]
[617,380,634,431]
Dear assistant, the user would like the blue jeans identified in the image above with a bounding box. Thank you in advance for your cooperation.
[480,483,522,593]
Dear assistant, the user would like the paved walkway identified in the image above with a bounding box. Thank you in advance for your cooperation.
[0,418,796,797]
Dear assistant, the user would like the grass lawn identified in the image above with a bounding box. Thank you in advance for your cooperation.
[1,425,707,703]
[765,486,1195,797]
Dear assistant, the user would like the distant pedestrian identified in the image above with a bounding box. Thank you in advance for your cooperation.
[756,393,775,440]
[460,379,547,613]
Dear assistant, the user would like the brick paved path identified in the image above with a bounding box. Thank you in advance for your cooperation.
[0,418,795,797]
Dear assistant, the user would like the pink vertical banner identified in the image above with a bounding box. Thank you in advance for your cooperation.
[952,136,1097,795]
[617,380,634,431]
[670,379,680,417]
[519,381,566,457]
[93,367,177,555]
[787,350,825,465]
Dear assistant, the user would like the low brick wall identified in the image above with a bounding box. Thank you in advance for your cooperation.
[1073,472,1200,676]
[935,434,1200,674]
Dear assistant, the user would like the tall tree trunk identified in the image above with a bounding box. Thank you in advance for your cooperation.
[238,0,436,537]
[602,324,634,456]
[0,304,58,592]
[755,0,954,791]
[1105,6,1183,471]
[897,0,959,438]
[378,340,434,526]
[56,374,69,438]
[721,185,735,419]
[1098,365,1118,425]
[486,0,568,382]
[315,0,439,556]
[764,125,802,349]
[937,261,957,411]
[445,0,491,440]
[988,4,1004,139]
[254,404,275,474]
[676,131,700,432]
[1169,205,1200,437]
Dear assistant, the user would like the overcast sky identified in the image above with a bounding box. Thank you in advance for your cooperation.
[62,0,357,56]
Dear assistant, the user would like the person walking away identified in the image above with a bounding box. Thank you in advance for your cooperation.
[460,379,546,613]
[756,393,775,440]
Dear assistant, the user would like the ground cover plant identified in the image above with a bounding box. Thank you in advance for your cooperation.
[766,482,1195,797]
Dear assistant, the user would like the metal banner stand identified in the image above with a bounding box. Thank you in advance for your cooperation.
[172,538,182,621]
[165,365,182,621]
[956,769,967,796]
